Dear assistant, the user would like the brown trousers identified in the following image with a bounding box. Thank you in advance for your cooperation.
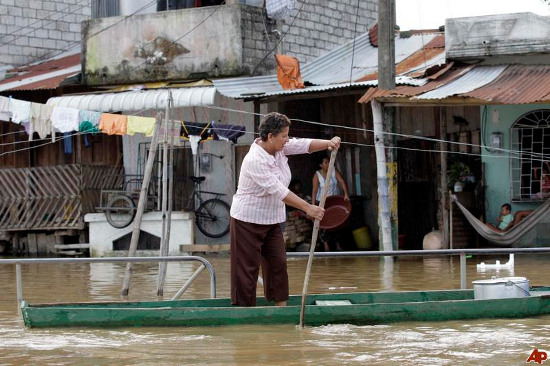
[230,218,289,306]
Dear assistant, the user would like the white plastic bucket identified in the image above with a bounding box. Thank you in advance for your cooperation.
[472,276,530,300]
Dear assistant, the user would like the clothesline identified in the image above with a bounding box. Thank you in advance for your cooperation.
[0,95,245,144]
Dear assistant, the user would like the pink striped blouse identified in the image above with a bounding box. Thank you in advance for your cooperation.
[231,138,312,224]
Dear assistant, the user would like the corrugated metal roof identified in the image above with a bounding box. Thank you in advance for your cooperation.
[214,31,444,99]
[463,65,550,104]
[46,87,217,112]
[301,32,439,85]
[0,53,80,92]
[358,64,474,103]
[358,47,445,82]
[360,64,550,105]
[422,34,445,49]
[415,65,507,100]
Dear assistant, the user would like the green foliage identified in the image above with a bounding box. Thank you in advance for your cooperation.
[447,161,471,189]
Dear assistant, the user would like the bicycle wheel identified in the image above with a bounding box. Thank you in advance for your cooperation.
[195,198,230,238]
[105,195,137,229]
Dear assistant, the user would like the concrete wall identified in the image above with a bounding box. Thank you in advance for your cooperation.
[83,1,377,84]
[276,0,377,65]
[0,0,91,68]
[242,0,377,75]
[446,13,550,60]
[482,104,550,246]
[83,5,244,85]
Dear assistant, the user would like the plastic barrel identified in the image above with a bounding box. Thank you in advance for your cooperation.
[352,226,372,249]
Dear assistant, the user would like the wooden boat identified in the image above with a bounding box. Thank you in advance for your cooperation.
[21,287,550,328]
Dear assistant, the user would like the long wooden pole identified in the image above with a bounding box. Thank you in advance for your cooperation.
[157,92,172,297]
[449,190,454,250]
[121,113,163,298]
[158,92,175,297]
[299,148,337,329]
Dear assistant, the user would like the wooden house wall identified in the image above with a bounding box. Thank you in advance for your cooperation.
[396,106,481,142]
[0,121,122,168]
[0,122,29,168]
[277,93,380,248]
[395,105,481,248]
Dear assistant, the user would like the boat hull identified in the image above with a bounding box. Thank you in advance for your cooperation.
[21,288,550,328]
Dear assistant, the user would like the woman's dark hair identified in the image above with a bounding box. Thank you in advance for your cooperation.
[258,112,291,141]
[317,154,329,166]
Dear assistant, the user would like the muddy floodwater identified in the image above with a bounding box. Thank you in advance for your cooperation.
[1,254,549,365]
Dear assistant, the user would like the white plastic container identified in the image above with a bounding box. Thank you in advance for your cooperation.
[472,276,530,300]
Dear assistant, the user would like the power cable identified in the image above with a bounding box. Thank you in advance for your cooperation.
[6,0,158,69]
[250,0,308,76]
[349,0,361,86]
[200,104,550,160]
[124,1,226,76]
[0,0,91,49]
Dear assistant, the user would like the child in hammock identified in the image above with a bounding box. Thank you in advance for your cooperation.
[486,203,514,232]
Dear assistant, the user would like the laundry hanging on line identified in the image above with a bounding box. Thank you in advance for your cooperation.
[0,96,247,147]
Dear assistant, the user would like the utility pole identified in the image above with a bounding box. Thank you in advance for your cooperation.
[374,0,397,252]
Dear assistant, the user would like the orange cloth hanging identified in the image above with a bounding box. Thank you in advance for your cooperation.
[99,113,127,135]
[275,54,305,90]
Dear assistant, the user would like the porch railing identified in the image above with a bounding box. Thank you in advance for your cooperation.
[0,164,123,231]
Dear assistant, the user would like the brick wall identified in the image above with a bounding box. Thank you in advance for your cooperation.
[0,0,91,68]
[241,0,377,75]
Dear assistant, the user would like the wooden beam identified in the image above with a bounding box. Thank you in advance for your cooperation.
[121,113,163,298]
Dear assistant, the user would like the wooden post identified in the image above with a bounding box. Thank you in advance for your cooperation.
[121,113,163,298]
[159,117,169,270]
[372,101,393,252]
[440,107,449,245]
[377,0,396,91]
[376,0,397,251]
[299,149,337,329]
[158,92,174,297]
[449,191,454,250]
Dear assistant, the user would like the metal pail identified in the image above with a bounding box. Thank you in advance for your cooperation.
[472,277,530,300]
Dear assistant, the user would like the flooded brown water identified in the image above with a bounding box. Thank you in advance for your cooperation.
[1,254,550,365]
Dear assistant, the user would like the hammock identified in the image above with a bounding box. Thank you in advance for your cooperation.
[452,196,550,246]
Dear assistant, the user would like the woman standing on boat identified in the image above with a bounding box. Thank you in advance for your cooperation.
[230,112,340,307]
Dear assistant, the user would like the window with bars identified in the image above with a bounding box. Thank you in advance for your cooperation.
[510,109,550,201]
[92,0,120,18]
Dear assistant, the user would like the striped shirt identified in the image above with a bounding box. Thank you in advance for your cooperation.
[231,138,312,224]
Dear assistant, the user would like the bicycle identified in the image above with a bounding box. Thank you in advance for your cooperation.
[99,175,230,238]
[186,176,230,238]
[98,175,158,229]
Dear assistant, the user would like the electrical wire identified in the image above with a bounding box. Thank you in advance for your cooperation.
[349,0,361,86]
[124,1,226,76]
[0,0,91,49]
[1,99,548,163]
[250,0,308,76]
[7,0,158,69]
[200,104,550,161]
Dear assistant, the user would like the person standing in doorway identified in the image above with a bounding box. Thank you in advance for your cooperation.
[311,155,350,251]
[230,112,341,307]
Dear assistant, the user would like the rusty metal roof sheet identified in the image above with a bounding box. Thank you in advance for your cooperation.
[368,24,378,47]
[358,64,474,103]
[463,65,550,104]
[0,53,80,92]
[414,65,507,100]
[422,34,445,49]
[358,47,445,82]
[360,64,550,105]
